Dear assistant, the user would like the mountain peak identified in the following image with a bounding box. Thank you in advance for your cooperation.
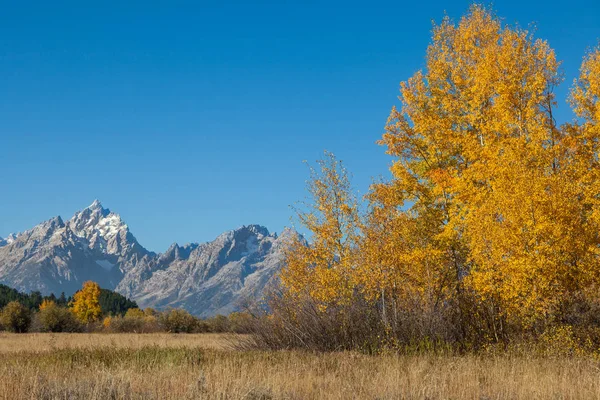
[88,199,105,211]
[237,224,270,237]
[43,215,65,228]
[67,201,139,255]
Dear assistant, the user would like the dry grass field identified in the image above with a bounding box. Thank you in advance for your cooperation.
[0,332,235,353]
[1,333,600,399]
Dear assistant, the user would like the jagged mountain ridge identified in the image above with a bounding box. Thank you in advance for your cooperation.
[0,201,296,317]
[0,233,18,247]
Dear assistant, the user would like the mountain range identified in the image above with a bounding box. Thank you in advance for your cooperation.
[0,200,297,317]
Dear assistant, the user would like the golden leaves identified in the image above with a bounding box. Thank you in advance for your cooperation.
[280,152,359,307]
[70,281,102,323]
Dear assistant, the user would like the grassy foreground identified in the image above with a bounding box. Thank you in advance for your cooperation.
[1,333,600,399]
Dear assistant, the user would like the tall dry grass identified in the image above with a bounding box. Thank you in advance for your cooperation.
[1,333,600,399]
[0,332,235,352]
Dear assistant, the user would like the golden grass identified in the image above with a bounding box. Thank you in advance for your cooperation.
[1,333,600,399]
[0,332,235,352]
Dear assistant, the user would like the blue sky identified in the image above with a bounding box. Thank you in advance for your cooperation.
[1,1,599,252]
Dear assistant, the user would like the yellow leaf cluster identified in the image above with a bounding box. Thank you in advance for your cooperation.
[39,299,56,311]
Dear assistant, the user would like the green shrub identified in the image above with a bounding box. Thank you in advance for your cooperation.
[107,315,145,333]
[38,303,82,332]
[0,301,32,333]
[103,310,162,333]
[228,312,254,333]
[160,309,198,333]
[205,314,230,333]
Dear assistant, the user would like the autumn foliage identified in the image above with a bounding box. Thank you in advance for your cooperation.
[70,281,103,323]
[277,5,600,350]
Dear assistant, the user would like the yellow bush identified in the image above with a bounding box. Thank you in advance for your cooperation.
[124,308,145,319]
[539,326,584,357]
[102,316,113,329]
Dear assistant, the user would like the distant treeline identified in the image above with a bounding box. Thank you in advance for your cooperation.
[0,284,137,317]
[0,281,252,334]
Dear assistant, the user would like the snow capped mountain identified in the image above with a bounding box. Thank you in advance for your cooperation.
[0,214,123,295]
[69,200,123,242]
[67,200,147,257]
[0,201,297,316]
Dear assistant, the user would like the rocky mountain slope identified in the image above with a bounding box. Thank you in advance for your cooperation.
[0,201,296,317]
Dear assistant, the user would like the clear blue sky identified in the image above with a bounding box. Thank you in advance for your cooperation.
[1,1,599,252]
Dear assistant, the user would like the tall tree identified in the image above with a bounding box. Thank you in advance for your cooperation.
[70,281,102,323]
[376,5,600,327]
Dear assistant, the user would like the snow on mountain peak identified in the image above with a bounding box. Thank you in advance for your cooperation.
[68,200,129,247]
[89,199,103,210]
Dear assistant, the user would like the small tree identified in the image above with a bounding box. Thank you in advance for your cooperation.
[0,301,31,333]
[70,281,102,323]
[57,292,68,307]
[280,151,361,307]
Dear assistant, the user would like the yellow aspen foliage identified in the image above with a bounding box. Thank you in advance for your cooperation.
[39,299,55,311]
[357,200,459,314]
[102,316,113,329]
[377,5,600,325]
[70,281,103,323]
[571,46,600,125]
[280,5,600,338]
[569,46,600,220]
[561,46,600,289]
[280,151,361,307]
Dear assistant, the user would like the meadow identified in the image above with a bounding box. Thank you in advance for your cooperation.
[2,5,600,400]
[1,332,600,399]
